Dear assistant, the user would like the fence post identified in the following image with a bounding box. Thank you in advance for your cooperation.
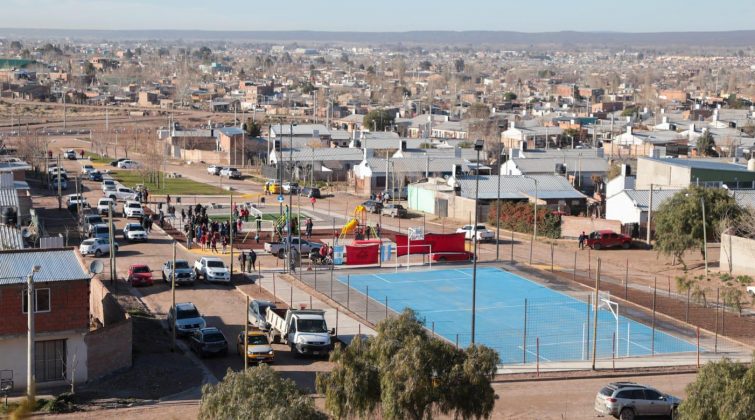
[432,321,435,337]
[536,337,540,377]
[523,298,528,365]
[365,285,369,320]
[686,289,690,323]
[385,296,388,319]
[510,230,514,263]
[612,331,616,371]
[330,267,333,298]
[346,275,350,309]
[624,259,629,300]
[335,307,339,336]
[696,326,700,368]
[314,264,317,291]
[591,259,601,370]
[550,243,554,272]
[273,272,277,303]
[586,294,592,360]
[588,248,591,280]
[651,277,657,356]
[715,288,719,353]
[456,334,459,348]
[667,276,671,297]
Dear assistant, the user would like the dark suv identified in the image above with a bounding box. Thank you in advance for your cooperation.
[189,327,228,358]
[300,187,321,198]
[362,200,383,214]
[595,382,681,420]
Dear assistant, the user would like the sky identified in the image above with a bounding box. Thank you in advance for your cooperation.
[1,0,754,33]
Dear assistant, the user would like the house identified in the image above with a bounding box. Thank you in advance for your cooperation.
[606,126,687,157]
[217,127,246,166]
[606,188,682,227]
[268,147,364,183]
[431,121,468,140]
[500,148,608,191]
[635,157,755,190]
[500,121,562,150]
[0,248,130,391]
[137,91,158,107]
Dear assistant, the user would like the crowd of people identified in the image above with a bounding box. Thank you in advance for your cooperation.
[181,203,248,253]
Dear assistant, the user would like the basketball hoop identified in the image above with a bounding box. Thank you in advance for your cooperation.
[597,291,620,354]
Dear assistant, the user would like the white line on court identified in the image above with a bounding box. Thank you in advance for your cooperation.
[515,346,553,362]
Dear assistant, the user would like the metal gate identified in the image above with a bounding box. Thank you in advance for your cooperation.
[435,198,448,217]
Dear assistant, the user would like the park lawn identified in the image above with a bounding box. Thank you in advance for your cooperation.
[110,170,231,196]
[84,152,113,165]
[208,213,301,222]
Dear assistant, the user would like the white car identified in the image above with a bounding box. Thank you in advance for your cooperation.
[123,200,144,218]
[194,257,231,283]
[123,222,148,242]
[457,224,496,242]
[79,237,119,257]
[117,160,139,169]
[97,198,115,215]
[207,165,223,175]
[105,186,138,202]
[81,164,95,174]
[65,194,87,210]
[220,167,242,179]
[65,149,77,160]
[101,179,117,191]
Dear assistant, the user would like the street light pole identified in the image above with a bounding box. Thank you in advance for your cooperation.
[471,139,484,345]
[27,265,41,402]
[523,176,538,265]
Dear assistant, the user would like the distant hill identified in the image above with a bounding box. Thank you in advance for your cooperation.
[1,28,755,47]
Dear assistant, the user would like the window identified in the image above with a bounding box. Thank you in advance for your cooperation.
[35,339,66,382]
[22,288,51,313]
[643,389,662,400]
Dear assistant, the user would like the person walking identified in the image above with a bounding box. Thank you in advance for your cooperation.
[211,233,219,253]
[305,218,313,239]
[578,231,586,250]
[236,218,243,235]
[376,223,381,238]
[248,249,256,273]
[239,251,246,273]
[186,228,194,249]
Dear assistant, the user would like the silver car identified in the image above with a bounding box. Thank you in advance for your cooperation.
[595,382,681,420]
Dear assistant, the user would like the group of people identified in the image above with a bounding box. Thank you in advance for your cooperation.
[369,192,391,203]
[237,249,258,273]
[182,203,238,253]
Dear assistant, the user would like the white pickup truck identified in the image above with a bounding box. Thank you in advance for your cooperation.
[266,308,333,357]
[193,256,230,284]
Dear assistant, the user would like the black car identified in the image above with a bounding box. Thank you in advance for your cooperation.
[362,200,383,213]
[189,327,228,358]
[110,158,127,167]
[300,187,321,198]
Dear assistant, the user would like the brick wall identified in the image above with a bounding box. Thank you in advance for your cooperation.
[90,277,127,327]
[84,315,132,381]
[0,279,89,335]
[560,216,621,239]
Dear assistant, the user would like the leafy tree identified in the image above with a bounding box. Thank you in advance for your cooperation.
[419,60,432,71]
[199,365,326,420]
[454,58,465,73]
[244,119,261,137]
[696,130,717,157]
[678,355,755,420]
[193,46,212,62]
[503,92,517,101]
[653,186,744,270]
[317,309,499,420]
[83,62,96,77]
[363,109,395,132]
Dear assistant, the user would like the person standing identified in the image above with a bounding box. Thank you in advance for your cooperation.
[186,228,194,249]
[376,223,381,238]
[211,233,218,253]
[305,218,313,239]
[221,235,228,254]
[248,249,256,273]
[239,251,246,273]
[578,231,586,250]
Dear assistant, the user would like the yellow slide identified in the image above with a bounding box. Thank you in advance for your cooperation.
[340,205,367,236]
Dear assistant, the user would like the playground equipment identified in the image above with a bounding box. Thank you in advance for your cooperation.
[339,205,367,241]
[273,211,299,240]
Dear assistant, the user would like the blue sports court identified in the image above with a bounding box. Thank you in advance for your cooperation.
[339,267,697,364]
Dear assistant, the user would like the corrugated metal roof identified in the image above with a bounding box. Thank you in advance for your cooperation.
[0,188,19,208]
[641,157,751,172]
[510,157,608,173]
[367,157,468,174]
[623,189,683,211]
[457,175,587,200]
[0,225,24,250]
[0,249,88,285]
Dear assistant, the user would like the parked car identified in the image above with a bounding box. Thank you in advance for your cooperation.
[362,200,383,214]
[207,165,223,175]
[264,237,322,259]
[79,237,118,257]
[247,300,277,330]
[101,179,117,191]
[300,187,321,198]
[123,223,148,242]
[106,186,137,201]
[123,200,144,218]
[431,251,474,262]
[162,259,196,285]
[97,198,115,215]
[457,224,495,242]
[381,204,407,218]
[49,177,68,191]
[81,164,95,174]
[194,257,230,283]
[594,382,681,419]
[65,149,77,160]
[88,171,103,182]
[91,223,114,241]
[586,230,632,250]
[168,302,206,336]
[127,264,154,287]
[282,182,299,194]
[83,214,104,236]
[65,194,87,211]
[117,159,139,169]
[237,331,274,363]
[109,158,127,167]
[220,167,242,179]
[264,180,281,194]
[189,327,228,358]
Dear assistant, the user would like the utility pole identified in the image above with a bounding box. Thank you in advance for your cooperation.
[646,184,654,244]
[26,266,41,403]
[108,202,115,284]
[701,197,708,274]
[171,241,177,351]
[244,295,249,370]
[56,154,61,210]
[591,259,601,370]
[229,193,234,276]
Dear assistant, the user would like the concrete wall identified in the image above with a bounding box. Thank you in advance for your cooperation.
[561,216,622,239]
[0,332,88,391]
[180,149,228,165]
[84,316,132,382]
[720,233,755,274]
[90,277,127,327]
[635,158,691,190]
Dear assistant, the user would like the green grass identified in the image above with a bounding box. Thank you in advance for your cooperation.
[84,152,112,164]
[110,170,231,196]
[208,213,302,222]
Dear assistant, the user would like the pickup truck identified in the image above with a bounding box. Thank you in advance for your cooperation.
[247,299,277,330]
[194,257,231,284]
[264,237,322,258]
[207,165,223,175]
[163,259,196,285]
[265,308,333,357]
[105,186,138,202]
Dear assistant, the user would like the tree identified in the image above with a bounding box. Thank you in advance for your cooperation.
[199,366,326,420]
[696,130,717,157]
[678,355,755,420]
[503,92,517,101]
[317,309,499,420]
[10,40,22,50]
[244,119,261,137]
[653,186,745,270]
[83,62,96,77]
[454,58,465,73]
[363,109,395,132]
[466,102,491,120]
[419,60,432,71]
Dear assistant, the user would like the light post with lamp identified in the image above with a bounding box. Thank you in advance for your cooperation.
[470,139,484,345]
[26,265,42,402]
[522,175,539,265]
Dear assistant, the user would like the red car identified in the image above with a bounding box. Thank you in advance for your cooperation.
[431,251,475,262]
[128,264,154,287]
[585,230,632,250]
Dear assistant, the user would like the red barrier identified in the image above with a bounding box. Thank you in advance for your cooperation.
[345,243,379,265]
[395,232,466,256]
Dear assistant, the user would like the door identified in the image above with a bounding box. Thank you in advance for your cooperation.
[35,339,66,383]
[435,198,448,218]
[642,389,666,416]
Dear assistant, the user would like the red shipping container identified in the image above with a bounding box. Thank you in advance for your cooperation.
[345,243,380,265]
[395,232,466,256]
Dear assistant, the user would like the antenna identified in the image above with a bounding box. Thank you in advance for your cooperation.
[89,260,104,275]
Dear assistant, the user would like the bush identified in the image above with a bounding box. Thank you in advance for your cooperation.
[488,201,561,239]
